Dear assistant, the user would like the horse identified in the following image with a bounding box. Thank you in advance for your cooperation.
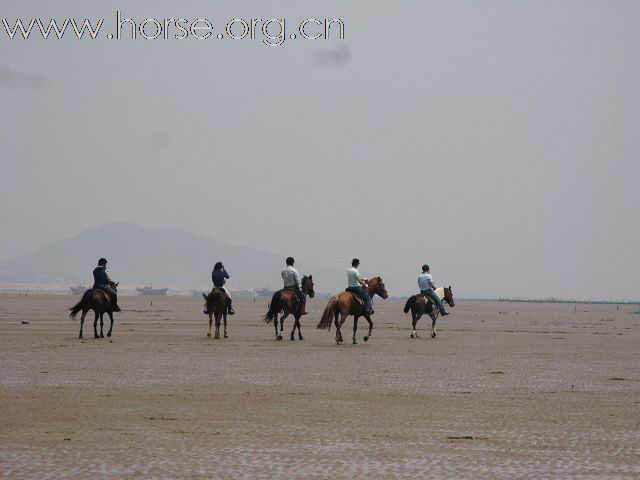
[69,282,119,339]
[203,288,229,339]
[264,275,315,340]
[317,277,388,345]
[403,286,455,338]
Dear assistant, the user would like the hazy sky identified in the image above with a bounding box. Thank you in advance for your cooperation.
[2,1,639,299]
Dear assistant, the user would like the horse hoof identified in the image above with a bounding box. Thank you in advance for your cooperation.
[207,333,211,338]
[410,332,415,338]
[431,332,436,338]
[276,335,283,341]
[299,336,304,341]
[214,335,220,339]
[100,335,104,338]
[290,335,295,341]
[107,333,112,337]
[353,340,357,345]
[94,335,99,339]
[363,336,369,342]
[224,334,228,339]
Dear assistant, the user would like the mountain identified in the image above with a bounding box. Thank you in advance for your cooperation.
[0,223,345,293]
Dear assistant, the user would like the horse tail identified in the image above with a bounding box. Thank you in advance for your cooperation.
[317,295,338,331]
[263,291,282,324]
[404,295,417,314]
[69,290,91,320]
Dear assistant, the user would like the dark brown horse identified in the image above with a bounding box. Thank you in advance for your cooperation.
[264,275,315,340]
[403,286,455,338]
[69,282,119,339]
[317,277,388,345]
[203,288,229,339]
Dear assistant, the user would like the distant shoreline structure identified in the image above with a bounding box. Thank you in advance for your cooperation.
[0,284,638,304]
[135,285,168,296]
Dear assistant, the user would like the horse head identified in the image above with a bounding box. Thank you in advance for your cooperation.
[302,275,315,298]
[443,285,455,307]
[370,276,388,299]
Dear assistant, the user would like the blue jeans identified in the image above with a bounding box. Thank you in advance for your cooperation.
[347,287,372,313]
[421,289,446,315]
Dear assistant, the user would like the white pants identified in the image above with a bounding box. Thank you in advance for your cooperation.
[219,285,232,299]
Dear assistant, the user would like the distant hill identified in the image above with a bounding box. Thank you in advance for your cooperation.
[0,223,346,293]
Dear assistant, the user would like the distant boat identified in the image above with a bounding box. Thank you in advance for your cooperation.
[136,284,168,296]
[69,284,87,295]
[255,287,275,297]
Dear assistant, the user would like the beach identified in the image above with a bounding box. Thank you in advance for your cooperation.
[1,294,638,479]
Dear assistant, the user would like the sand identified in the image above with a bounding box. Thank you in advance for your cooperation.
[0,294,638,479]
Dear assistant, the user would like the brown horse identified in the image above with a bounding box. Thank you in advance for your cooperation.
[403,286,455,338]
[317,277,388,345]
[264,275,315,340]
[69,282,119,339]
[203,288,229,339]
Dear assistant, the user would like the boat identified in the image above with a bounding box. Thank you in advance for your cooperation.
[69,284,87,295]
[136,284,168,296]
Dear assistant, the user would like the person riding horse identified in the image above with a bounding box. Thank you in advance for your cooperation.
[418,264,449,316]
[281,257,307,315]
[346,258,373,315]
[211,261,235,315]
[92,258,120,312]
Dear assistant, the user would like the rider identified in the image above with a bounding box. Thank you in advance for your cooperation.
[281,257,307,315]
[211,261,235,315]
[418,264,449,316]
[92,258,120,312]
[346,258,373,315]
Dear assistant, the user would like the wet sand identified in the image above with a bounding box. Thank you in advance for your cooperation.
[1,294,639,479]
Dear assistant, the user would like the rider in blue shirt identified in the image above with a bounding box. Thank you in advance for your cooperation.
[92,258,120,311]
[211,261,234,315]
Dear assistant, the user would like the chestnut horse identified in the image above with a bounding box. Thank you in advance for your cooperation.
[69,282,119,339]
[203,288,229,339]
[264,275,315,340]
[403,286,455,338]
[317,277,388,345]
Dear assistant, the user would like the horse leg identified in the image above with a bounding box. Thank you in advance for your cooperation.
[411,311,422,338]
[214,312,221,339]
[296,316,303,341]
[290,315,297,341]
[277,312,288,340]
[223,312,228,338]
[207,313,213,337]
[106,311,114,337]
[79,310,87,339]
[273,314,279,339]
[93,311,99,339]
[335,313,347,345]
[363,314,373,342]
[99,313,105,338]
[353,316,359,344]
[431,313,438,338]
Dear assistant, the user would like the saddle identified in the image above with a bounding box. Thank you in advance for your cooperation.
[420,293,436,313]
[345,288,365,307]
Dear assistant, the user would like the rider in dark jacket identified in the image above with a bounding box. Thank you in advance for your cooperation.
[93,258,120,312]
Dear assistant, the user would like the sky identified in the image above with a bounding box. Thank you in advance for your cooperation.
[1,1,639,300]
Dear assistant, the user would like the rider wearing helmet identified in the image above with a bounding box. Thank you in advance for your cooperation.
[281,257,307,315]
[92,258,120,312]
[346,258,373,315]
[212,261,235,315]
